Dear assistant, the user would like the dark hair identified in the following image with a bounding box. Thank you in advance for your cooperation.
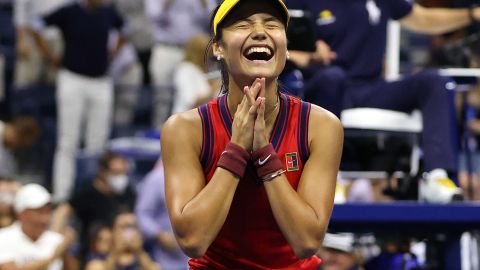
[204,1,288,95]
[87,221,111,252]
[98,152,126,172]
[11,116,40,147]
[204,5,229,95]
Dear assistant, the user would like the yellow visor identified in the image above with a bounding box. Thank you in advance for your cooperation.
[213,0,290,35]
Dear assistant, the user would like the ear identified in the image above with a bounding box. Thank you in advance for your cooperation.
[212,41,224,59]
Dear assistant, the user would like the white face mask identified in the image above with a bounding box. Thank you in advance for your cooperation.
[107,175,129,194]
[0,191,14,205]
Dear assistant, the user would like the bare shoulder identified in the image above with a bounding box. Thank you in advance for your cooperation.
[308,104,343,138]
[161,109,203,150]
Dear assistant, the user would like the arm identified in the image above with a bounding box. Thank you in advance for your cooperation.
[400,4,480,35]
[254,105,343,258]
[136,251,161,270]
[51,203,73,232]
[161,112,240,258]
[289,40,337,69]
[30,28,59,67]
[161,81,262,257]
[16,27,30,59]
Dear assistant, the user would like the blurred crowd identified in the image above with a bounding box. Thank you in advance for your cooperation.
[0,0,480,269]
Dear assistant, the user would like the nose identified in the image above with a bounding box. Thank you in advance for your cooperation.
[252,23,267,40]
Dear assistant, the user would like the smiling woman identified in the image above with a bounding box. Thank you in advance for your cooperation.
[160,0,344,269]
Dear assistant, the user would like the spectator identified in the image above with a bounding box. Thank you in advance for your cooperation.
[285,0,480,201]
[0,183,75,270]
[318,233,362,270]
[86,211,160,270]
[110,0,153,133]
[30,0,128,203]
[0,177,20,228]
[112,0,154,86]
[0,117,40,177]
[136,160,188,270]
[145,0,216,129]
[172,34,220,114]
[13,0,70,88]
[52,152,136,261]
[85,222,113,262]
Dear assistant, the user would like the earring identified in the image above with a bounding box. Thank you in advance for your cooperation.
[286,51,290,60]
[217,55,222,61]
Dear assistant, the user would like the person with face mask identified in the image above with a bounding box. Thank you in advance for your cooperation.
[52,152,136,263]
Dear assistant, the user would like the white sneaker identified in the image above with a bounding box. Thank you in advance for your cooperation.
[418,169,464,203]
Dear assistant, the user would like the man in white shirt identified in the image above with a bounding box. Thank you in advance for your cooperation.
[0,183,74,270]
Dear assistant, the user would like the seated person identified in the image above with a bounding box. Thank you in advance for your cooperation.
[0,183,75,270]
[285,0,480,201]
[85,210,160,270]
[85,222,113,262]
[0,117,40,177]
[135,159,189,270]
[52,152,136,260]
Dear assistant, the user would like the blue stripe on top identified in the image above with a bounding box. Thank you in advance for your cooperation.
[298,101,311,164]
[218,95,232,138]
[198,104,215,172]
[270,93,290,151]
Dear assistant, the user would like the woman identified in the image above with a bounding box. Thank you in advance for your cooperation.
[161,0,343,269]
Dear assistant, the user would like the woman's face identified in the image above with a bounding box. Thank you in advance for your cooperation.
[215,4,287,82]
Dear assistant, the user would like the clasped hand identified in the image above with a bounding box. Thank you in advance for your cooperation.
[230,78,269,153]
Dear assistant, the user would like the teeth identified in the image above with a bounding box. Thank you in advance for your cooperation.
[247,47,271,56]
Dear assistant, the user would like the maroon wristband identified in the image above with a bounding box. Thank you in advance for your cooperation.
[217,142,250,179]
[252,143,283,179]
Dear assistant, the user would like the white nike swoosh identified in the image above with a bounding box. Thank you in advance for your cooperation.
[221,151,227,155]
[258,154,271,166]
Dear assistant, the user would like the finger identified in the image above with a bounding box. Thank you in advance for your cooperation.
[244,84,257,105]
[248,96,263,117]
[235,94,247,115]
[259,78,266,98]
[249,78,262,100]
[257,97,265,120]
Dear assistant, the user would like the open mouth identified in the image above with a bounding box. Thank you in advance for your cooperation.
[243,46,274,61]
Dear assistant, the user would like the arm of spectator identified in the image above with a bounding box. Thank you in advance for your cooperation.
[51,203,73,233]
[289,40,337,68]
[155,232,179,252]
[111,35,128,60]
[130,231,161,270]
[400,4,480,35]
[13,0,30,60]
[29,29,59,68]
[15,27,30,60]
[136,252,161,270]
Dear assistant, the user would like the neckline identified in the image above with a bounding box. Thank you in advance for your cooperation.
[218,93,289,151]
